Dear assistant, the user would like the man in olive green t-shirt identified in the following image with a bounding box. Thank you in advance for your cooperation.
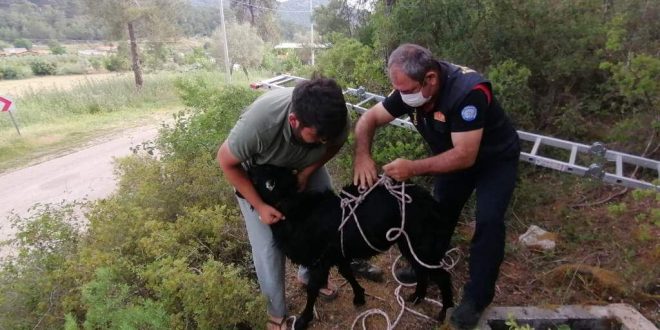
[217,78,349,329]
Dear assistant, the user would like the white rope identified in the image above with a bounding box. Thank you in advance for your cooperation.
[339,175,458,270]
[339,176,393,256]
[338,176,463,329]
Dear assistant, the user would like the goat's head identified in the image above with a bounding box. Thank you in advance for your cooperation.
[248,164,298,205]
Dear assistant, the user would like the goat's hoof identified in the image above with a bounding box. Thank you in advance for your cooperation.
[293,316,310,330]
[407,293,425,305]
[353,294,366,306]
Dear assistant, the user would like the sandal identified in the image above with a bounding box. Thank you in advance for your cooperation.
[297,276,339,301]
[267,316,287,330]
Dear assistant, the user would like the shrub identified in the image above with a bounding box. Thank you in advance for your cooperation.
[487,59,534,129]
[57,61,89,75]
[162,77,260,161]
[81,267,169,329]
[0,65,18,79]
[30,60,57,75]
[13,38,32,50]
[88,57,103,71]
[141,258,266,328]
[0,202,84,329]
[104,54,130,72]
[48,40,66,55]
[316,34,389,93]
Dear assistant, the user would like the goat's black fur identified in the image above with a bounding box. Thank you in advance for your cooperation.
[248,165,456,329]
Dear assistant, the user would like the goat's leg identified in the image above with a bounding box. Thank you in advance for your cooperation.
[397,242,430,304]
[337,259,365,306]
[295,264,330,330]
[408,265,429,304]
[430,269,454,321]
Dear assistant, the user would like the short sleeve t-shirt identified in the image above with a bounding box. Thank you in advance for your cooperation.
[227,87,349,170]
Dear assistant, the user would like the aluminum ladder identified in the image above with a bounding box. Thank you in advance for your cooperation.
[252,75,660,191]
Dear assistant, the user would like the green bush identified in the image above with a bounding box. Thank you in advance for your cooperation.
[162,76,261,162]
[104,54,130,72]
[487,59,534,129]
[30,60,57,75]
[48,40,66,55]
[316,34,388,93]
[0,202,84,329]
[0,65,19,79]
[81,267,169,329]
[13,38,32,50]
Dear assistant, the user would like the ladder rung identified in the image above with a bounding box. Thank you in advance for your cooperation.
[530,137,542,156]
[569,145,578,165]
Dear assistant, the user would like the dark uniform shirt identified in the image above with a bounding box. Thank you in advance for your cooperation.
[382,61,520,165]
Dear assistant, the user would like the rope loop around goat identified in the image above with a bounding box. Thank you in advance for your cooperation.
[339,175,458,271]
[339,175,463,329]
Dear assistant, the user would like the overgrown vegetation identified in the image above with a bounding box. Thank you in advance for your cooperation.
[0,78,266,328]
[0,0,658,328]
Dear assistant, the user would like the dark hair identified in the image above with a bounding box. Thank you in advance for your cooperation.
[387,43,441,83]
[291,78,347,141]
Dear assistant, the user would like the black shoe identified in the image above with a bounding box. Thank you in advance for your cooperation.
[394,266,416,285]
[350,260,384,282]
[449,299,483,330]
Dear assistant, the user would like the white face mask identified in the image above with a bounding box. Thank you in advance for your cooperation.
[400,89,430,107]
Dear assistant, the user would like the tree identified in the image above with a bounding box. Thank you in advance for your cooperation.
[83,0,183,88]
[210,22,265,76]
[230,0,280,42]
[313,0,371,41]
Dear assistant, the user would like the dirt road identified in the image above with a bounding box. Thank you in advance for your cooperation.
[0,125,159,245]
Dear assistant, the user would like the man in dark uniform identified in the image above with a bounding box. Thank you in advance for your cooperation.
[353,44,520,329]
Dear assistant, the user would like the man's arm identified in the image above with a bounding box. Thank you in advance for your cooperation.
[383,129,483,181]
[353,102,396,187]
[217,141,284,224]
[296,143,342,191]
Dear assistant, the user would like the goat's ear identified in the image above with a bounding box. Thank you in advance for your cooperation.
[265,179,275,191]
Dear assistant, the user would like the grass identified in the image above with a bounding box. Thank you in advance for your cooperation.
[0,72,183,173]
[0,69,274,173]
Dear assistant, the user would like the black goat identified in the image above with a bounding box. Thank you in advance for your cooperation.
[248,165,456,329]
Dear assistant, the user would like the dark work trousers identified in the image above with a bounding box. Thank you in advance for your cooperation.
[433,157,518,310]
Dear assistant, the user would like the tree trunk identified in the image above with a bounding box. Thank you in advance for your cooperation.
[249,0,255,25]
[127,21,143,89]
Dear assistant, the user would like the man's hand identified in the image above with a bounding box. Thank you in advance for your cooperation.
[383,158,417,182]
[353,154,378,188]
[256,203,285,225]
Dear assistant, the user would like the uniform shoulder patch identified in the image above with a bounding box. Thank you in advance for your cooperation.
[460,105,478,122]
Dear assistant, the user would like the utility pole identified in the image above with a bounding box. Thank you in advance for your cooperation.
[310,0,314,66]
[220,0,231,83]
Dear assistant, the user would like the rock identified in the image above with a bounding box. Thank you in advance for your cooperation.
[518,225,558,251]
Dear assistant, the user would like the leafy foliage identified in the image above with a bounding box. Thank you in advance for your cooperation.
[29,60,57,75]
[12,37,32,50]
[0,77,266,328]
[487,59,533,129]
[48,40,66,55]
[210,22,265,70]
[316,35,388,93]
